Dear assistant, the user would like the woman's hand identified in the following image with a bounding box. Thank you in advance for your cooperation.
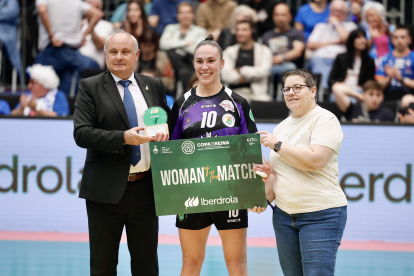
[254,156,273,183]
[248,206,266,214]
[257,131,279,150]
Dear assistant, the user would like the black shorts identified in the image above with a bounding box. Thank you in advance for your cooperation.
[176,209,248,230]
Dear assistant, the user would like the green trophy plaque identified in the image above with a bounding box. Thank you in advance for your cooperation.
[143,106,169,136]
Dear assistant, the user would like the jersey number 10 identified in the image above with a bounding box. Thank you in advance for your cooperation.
[201,111,217,128]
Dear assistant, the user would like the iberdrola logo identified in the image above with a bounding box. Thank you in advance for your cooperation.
[185,196,199,209]
[150,107,159,114]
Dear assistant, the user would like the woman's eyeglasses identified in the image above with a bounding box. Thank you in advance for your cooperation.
[281,84,310,95]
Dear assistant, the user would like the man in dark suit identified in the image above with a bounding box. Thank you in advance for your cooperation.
[73,29,170,276]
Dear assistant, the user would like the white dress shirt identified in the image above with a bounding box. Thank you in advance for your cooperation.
[111,73,150,174]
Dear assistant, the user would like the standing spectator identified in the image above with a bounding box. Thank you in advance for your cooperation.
[197,0,237,41]
[334,80,394,122]
[294,0,330,42]
[148,0,191,36]
[361,2,391,68]
[111,0,152,29]
[136,31,175,94]
[307,0,357,90]
[221,20,272,101]
[0,0,22,75]
[329,29,375,100]
[376,25,414,100]
[399,94,414,123]
[79,0,114,69]
[11,64,69,117]
[160,2,206,93]
[122,1,150,41]
[35,0,103,95]
[217,5,256,51]
[262,3,305,96]
[247,0,278,36]
[0,99,10,115]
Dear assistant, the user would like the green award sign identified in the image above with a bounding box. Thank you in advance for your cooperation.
[149,134,266,216]
[143,106,168,136]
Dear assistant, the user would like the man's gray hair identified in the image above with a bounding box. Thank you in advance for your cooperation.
[104,29,139,53]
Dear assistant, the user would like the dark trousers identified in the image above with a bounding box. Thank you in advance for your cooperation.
[86,174,159,276]
[166,49,194,93]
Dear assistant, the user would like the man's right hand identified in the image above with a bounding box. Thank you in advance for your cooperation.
[124,126,154,145]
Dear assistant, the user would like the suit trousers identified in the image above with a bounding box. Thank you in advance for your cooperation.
[86,173,159,276]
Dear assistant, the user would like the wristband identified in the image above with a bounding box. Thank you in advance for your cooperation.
[35,104,41,112]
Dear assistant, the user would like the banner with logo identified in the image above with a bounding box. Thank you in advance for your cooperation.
[149,134,266,216]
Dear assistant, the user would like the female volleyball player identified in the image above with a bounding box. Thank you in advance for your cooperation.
[168,37,257,276]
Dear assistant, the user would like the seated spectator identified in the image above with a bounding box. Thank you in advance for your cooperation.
[307,0,357,90]
[35,0,103,95]
[111,0,152,29]
[160,2,206,93]
[294,0,330,42]
[334,80,394,122]
[11,64,69,117]
[148,0,190,36]
[329,29,375,100]
[197,0,237,41]
[247,0,278,36]
[136,31,175,94]
[221,20,272,102]
[0,0,22,75]
[376,25,414,100]
[217,5,256,51]
[122,1,150,41]
[399,94,414,123]
[0,99,11,115]
[262,3,305,97]
[361,2,391,68]
[79,0,114,69]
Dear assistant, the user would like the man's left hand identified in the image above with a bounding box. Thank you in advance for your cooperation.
[258,131,279,149]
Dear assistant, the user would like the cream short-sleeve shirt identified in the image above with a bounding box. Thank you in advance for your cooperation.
[269,105,347,214]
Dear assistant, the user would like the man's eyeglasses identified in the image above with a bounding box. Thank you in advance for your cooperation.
[281,84,310,95]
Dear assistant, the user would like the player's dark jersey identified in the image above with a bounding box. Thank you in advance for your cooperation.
[169,86,257,140]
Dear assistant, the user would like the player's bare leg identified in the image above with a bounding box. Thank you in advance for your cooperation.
[219,227,248,276]
[179,226,211,276]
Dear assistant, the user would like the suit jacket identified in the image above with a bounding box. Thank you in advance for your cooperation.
[73,71,171,204]
[328,53,376,90]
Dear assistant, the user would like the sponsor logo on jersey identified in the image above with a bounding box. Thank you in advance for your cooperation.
[200,132,219,138]
[222,114,235,127]
[201,104,216,108]
[186,118,190,123]
[249,109,255,122]
[185,196,199,209]
[153,145,159,154]
[181,141,195,154]
[219,100,235,112]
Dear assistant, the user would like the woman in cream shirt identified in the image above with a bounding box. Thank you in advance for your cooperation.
[253,68,347,276]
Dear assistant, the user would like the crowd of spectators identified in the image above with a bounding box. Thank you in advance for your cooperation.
[0,0,413,123]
